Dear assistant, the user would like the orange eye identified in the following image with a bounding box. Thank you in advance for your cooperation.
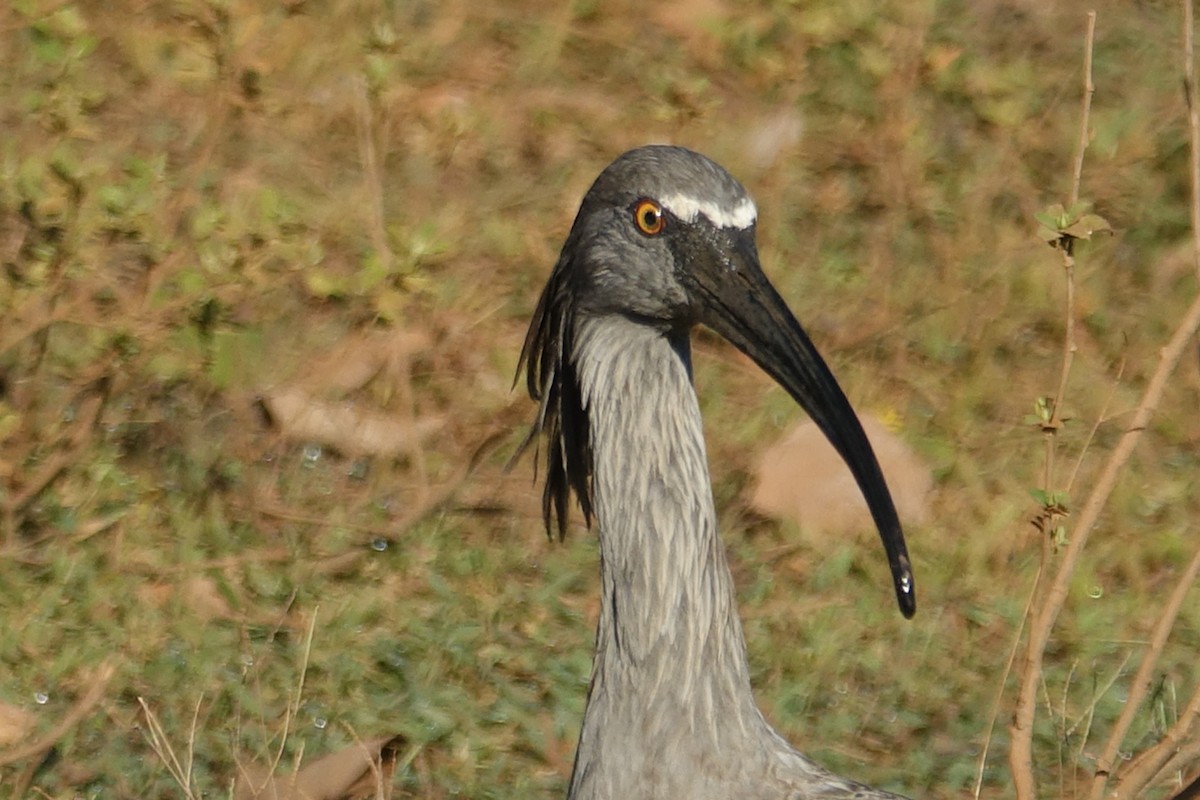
[633,199,664,235]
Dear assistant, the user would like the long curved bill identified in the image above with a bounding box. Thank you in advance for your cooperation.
[686,229,916,618]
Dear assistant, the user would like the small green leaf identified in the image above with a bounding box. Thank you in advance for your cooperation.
[29,27,65,64]
[71,34,99,60]
[1042,203,1066,224]
[98,184,129,214]
[304,270,344,299]
[1061,213,1113,240]
[1034,210,1061,229]
[356,250,392,293]
[1065,200,1092,220]
[1033,397,1052,423]
[0,402,22,441]
[1053,526,1069,547]
[1038,225,1062,244]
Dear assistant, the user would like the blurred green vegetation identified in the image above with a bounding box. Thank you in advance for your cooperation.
[1,0,1199,797]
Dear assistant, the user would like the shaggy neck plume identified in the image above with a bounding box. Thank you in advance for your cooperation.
[566,315,781,799]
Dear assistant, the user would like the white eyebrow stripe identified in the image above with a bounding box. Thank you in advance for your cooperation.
[659,193,757,229]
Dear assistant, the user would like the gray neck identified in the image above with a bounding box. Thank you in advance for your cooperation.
[566,315,780,799]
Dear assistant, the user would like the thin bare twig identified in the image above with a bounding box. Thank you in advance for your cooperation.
[1099,3,1200,795]
[1064,357,1126,495]
[1011,13,1099,798]
[1070,12,1098,211]
[1045,7,1097,436]
[1169,770,1200,800]
[1156,737,1200,798]
[138,694,204,800]
[1071,653,1136,798]
[1090,543,1200,798]
[353,75,393,272]
[1068,651,1132,742]
[1013,285,1200,798]
[974,566,1042,798]
[1111,673,1200,797]
[271,606,317,777]
[1187,0,1200,281]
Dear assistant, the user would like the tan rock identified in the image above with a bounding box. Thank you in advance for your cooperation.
[750,415,932,536]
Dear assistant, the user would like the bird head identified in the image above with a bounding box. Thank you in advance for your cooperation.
[516,145,915,618]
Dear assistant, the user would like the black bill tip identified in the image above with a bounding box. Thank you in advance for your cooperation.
[894,552,916,618]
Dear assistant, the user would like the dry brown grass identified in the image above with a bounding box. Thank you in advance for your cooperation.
[2,1,1199,797]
